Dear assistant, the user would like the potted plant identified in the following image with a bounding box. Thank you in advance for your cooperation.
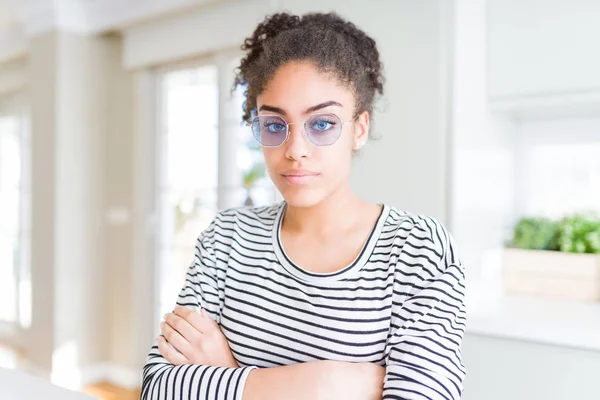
[503,213,600,301]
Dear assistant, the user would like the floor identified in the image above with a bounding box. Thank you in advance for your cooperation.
[83,383,141,400]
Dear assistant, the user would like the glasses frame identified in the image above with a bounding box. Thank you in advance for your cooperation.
[246,112,359,148]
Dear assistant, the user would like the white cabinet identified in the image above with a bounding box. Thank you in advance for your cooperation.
[488,0,600,116]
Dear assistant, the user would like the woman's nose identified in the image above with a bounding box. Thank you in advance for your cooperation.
[284,123,310,160]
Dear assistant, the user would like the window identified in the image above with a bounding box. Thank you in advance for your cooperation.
[155,59,278,323]
[0,95,30,329]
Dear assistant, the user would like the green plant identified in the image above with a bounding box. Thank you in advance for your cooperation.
[557,214,600,254]
[512,217,560,251]
[511,213,600,254]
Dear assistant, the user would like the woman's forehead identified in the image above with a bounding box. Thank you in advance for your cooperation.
[257,63,355,115]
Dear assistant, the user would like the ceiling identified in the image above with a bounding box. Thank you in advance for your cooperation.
[0,0,228,61]
[0,0,228,35]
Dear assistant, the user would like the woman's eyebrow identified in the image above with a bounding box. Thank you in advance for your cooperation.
[304,101,343,114]
[258,105,286,115]
[258,101,343,116]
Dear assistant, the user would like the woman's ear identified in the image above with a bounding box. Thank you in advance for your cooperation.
[352,110,370,150]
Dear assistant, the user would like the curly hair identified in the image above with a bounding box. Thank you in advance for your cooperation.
[233,12,385,125]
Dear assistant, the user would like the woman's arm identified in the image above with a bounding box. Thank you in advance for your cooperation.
[144,351,383,400]
[383,218,467,400]
[149,315,385,400]
[158,306,385,400]
[141,224,258,399]
[243,360,385,400]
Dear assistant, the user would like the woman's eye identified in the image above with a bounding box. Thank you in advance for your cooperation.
[312,119,335,131]
[264,122,286,133]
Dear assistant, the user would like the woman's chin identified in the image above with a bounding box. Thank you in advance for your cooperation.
[279,188,324,209]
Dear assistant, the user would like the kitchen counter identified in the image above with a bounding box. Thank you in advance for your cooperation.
[466,281,600,351]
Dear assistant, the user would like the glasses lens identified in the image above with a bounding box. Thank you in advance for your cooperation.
[305,114,342,146]
[251,115,287,147]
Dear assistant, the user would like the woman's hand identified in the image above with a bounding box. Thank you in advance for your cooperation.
[158,305,239,368]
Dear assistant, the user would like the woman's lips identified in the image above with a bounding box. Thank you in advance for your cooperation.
[281,171,319,185]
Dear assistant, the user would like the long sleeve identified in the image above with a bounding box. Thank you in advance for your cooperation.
[383,217,467,400]
[141,218,257,400]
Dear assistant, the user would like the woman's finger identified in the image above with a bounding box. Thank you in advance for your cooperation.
[161,322,191,357]
[165,312,200,339]
[158,336,188,365]
[173,305,216,334]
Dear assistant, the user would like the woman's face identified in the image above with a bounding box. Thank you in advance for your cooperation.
[256,61,369,208]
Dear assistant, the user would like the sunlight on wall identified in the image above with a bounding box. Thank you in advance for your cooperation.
[0,345,18,369]
[51,341,81,390]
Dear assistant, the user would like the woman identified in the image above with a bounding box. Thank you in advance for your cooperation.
[142,12,466,400]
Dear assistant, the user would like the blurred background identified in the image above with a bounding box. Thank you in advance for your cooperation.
[0,0,599,399]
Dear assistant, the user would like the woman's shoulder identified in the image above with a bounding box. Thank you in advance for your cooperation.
[196,202,283,248]
[216,202,283,223]
[383,204,456,259]
[385,205,449,234]
[203,202,284,235]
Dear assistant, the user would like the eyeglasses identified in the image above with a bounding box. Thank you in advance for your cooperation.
[247,113,357,148]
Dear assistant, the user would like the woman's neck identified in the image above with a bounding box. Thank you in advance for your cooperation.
[282,185,371,236]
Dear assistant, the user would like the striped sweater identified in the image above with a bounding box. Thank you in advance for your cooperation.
[142,202,467,399]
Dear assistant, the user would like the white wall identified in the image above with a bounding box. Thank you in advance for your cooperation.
[0,25,26,63]
[0,56,26,95]
[27,31,58,374]
[284,0,453,220]
[451,0,516,281]
[103,38,136,374]
[341,0,453,221]
[53,32,109,377]
[123,0,273,69]
[515,117,600,218]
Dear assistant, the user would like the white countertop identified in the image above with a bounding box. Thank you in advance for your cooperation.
[0,368,96,400]
[466,281,600,351]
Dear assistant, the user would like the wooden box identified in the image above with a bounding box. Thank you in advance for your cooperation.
[503,248,600,302]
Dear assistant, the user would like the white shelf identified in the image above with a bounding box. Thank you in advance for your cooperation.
[466,281,600,352]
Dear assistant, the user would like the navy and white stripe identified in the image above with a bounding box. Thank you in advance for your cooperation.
[142,202,467,400]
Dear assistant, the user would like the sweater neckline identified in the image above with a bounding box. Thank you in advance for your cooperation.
[271,202,390,283]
